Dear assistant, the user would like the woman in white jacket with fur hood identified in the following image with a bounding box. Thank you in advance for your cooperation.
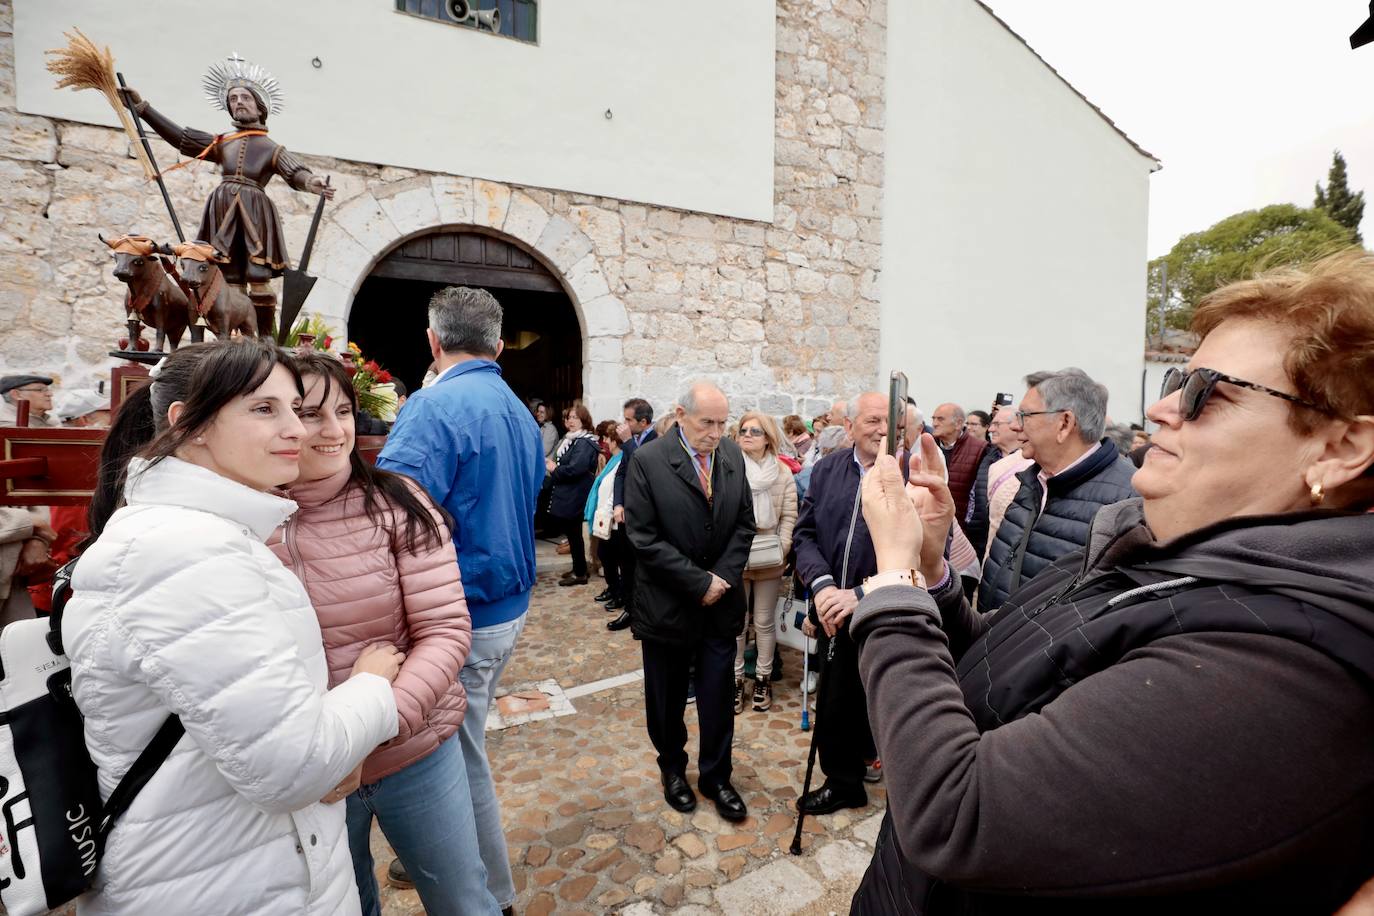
[63,340,403,915]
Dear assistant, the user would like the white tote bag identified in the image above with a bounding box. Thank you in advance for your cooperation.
[774,577,817,654]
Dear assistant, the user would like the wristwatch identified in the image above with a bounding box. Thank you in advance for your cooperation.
[859,568,926,597]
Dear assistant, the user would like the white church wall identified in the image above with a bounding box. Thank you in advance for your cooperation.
[12,0,776,222]
[879,0,1155,423]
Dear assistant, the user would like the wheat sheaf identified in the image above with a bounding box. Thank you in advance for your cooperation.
[45,28,156,179]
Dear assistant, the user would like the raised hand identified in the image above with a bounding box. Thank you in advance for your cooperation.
[905,432,957,584]
[861,452,922,575]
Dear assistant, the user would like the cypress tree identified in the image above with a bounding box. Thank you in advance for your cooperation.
[1314,150,1365,243]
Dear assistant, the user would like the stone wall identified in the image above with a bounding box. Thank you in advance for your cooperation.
[0,0,885,421]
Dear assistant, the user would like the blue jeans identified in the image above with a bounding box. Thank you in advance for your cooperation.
[345,737,500,916]
[458,611,527,910]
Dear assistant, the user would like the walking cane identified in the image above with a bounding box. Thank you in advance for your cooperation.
[790,631,837,855]
[800,642,810,732]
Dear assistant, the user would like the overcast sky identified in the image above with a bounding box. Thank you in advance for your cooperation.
[984,0,1374,257]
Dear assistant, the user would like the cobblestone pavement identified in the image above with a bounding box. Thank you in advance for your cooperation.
[373,560,888,915]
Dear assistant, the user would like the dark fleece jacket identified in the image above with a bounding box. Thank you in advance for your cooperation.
[848,500,1374,915]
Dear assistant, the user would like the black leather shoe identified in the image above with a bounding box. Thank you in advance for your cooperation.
[662,772,696,812]
[559,575,589,587]
[604,596,625,610]
[797,783,867,815]
[594,588,613,602]
[607,610,632,631]
[386,857,414,890]
[701,782,748,822]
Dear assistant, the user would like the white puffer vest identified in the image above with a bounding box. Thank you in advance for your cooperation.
[63,457,398,915]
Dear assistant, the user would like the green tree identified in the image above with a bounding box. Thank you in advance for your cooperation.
[1314,150,1365,243]
[1147,204,1355,331]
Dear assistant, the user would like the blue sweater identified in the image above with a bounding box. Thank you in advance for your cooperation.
[376,359,544,629]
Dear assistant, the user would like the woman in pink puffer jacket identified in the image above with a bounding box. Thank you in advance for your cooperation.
[268,351,500,916]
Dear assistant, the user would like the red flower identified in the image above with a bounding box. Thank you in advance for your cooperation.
[377,370,393,383]
[323,335,333,349]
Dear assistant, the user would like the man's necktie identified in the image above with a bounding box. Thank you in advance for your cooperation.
[694,452,712,502]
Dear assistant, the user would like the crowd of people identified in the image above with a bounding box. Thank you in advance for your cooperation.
[2,248,1373,914]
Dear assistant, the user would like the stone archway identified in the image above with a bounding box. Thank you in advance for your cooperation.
[349,227,584,412]
[302,176,629,417]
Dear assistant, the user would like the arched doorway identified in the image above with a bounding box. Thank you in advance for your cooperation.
[348,228,583,413]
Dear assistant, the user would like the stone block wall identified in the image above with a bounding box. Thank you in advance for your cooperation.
[0,0,885,422]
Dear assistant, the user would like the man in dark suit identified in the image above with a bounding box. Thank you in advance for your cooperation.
[606,397,658,631]
[625,381,755,821]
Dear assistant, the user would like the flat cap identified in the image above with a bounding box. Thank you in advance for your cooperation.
[0,374,53,396]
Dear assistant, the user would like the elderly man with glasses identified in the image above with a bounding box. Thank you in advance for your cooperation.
[0,375,57,427]
[978,368,1138,612]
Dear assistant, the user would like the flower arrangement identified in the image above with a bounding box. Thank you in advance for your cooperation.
[283,313,335,350]
[344,341,399,422]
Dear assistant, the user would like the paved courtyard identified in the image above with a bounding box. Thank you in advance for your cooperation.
[373,550,887,915]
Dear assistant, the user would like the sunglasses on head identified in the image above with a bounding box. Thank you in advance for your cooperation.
[1160,367,1322,421]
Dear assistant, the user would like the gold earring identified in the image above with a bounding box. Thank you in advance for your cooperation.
[1310,481,1325,506]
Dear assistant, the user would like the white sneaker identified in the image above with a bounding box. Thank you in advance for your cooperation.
[804,671,819,694]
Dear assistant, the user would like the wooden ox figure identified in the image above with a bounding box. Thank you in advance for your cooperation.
[100,233,189,352]
[166,241,257,342]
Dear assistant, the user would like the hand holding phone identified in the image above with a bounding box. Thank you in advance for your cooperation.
[886,371,909,456]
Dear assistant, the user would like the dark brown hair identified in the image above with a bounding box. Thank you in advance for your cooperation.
[564,403,594,432]
[88,340,301,543]
[595,419,619,442]
[292,350,450,554]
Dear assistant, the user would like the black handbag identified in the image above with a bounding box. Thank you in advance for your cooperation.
[0,559,183,914]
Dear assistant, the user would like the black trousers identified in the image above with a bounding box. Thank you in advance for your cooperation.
[597,531,627,597]
[609,526,637,607]
[642,634,736,790]
[816,625,876,792]
[558,515,587,577]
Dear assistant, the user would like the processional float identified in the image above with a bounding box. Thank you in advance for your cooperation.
[0,31,376,508]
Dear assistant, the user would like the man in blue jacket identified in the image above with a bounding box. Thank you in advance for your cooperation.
[376,285,543,914]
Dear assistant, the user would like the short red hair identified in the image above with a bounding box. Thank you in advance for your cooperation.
[1191,249,1374,433]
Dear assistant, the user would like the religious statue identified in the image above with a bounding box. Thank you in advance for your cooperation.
[119,53,334,337]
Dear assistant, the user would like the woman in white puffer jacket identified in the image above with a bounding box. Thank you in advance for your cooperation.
[63,340,404,916]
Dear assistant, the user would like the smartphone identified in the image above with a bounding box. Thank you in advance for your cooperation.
[994,392,1014,408]
[886,371,909,456]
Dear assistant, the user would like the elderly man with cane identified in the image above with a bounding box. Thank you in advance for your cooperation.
[790,392,896,818]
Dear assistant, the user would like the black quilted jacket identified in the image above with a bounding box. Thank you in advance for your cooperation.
[849,500,1374,915]
[978,439,1136,612]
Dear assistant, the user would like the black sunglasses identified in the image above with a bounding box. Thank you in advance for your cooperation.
[1160,367,1322,421]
